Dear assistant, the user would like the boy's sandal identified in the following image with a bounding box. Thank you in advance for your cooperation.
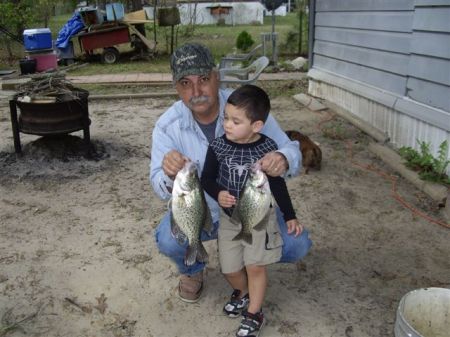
[223,289,250,318]
[236,310,265,337]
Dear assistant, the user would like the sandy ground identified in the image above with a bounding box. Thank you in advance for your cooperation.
[0,91,449,337]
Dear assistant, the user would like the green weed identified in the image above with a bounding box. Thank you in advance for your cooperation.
[399,140,450,185]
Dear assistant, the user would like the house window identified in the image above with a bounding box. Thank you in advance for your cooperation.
[209,6,231,16]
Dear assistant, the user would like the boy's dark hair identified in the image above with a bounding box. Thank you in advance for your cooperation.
[227,84,270,123]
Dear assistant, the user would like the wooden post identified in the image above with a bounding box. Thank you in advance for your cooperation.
[81,95,91,157]
[171,25,175,55]
[9,100,22,153]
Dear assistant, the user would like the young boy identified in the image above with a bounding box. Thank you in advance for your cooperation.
[201,84,302,337]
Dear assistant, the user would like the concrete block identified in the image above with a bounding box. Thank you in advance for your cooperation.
[293,93,327,111]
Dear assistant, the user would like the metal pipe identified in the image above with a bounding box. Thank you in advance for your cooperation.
[308,0,316,69]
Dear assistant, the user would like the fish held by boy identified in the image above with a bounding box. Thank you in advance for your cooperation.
[170,160,212,266]
[231,162,272,245]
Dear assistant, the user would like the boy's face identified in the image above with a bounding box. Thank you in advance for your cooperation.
[223,103,262,143]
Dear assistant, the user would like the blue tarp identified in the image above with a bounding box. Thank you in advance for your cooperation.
[55,13,84,50]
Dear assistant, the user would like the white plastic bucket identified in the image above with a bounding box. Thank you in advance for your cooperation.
[394,287,450,337]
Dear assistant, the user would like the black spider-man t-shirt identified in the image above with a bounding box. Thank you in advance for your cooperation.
[200,134,296,221]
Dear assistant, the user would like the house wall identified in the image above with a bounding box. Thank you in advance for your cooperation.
[145,3,265,26]
[180,2,264,25]
[308,0,450,174]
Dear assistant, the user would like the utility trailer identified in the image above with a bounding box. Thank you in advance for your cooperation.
[72,21,155,64]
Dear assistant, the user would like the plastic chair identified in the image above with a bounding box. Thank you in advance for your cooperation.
[219,44,263,69]
[219,56,269,89]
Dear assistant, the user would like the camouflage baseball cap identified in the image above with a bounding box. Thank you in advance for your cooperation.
[170,43,216,82]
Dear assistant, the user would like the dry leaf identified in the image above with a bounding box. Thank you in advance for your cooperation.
[94,293,108,314]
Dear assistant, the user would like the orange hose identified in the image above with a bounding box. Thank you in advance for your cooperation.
[316,111,450,229]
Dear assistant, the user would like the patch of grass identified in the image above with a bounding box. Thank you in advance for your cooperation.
[76,83,173,95]
[1,12,307,73]
[258,79,308,97]
[68,56,171,75]
[322,122,350,140]
[74,79,307,97]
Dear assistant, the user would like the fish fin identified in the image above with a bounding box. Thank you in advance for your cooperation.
[185,243,198,266]
[203,207,213,235]
[270,196,277,208]
[232,232,253,245]
[170,211,176,233]
[196,242,209,264]
[230,207,241,226]
[170,213,188,245]
[253,210,271,231]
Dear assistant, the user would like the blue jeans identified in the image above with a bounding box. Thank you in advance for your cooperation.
[154,208,312,275]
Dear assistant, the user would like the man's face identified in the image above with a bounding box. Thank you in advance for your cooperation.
[175,71,220,118]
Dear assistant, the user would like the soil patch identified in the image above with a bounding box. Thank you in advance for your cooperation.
[0,94,449,337]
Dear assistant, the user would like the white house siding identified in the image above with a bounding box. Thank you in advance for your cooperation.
[308,0,450,175]
[407,3,450,112]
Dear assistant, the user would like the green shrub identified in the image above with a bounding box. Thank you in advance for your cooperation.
[236,31,254,52]
[282,30,298,54]
[399,140,450,185]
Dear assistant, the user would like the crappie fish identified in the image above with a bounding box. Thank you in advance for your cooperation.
[231,162,272,244]
[170,161,212,266]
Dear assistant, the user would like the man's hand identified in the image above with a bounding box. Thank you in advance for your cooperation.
[162,150,188,179]
[259,151,288,177]
[218,191,236,208]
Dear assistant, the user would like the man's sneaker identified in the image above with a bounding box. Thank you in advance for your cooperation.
[236,310,265,337]
[178,271,203,303]
[223,289,250,318]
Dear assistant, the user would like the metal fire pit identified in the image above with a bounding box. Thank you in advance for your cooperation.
[9,89,91,154]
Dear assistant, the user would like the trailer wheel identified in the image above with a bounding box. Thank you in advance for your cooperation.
[102,47,119,64]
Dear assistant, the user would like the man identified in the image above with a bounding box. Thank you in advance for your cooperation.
[150,43,312,303]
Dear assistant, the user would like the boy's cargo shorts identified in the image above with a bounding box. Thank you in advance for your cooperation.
[218,208,283,274]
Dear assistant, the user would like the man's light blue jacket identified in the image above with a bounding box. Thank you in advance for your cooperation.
[150,88,302,223]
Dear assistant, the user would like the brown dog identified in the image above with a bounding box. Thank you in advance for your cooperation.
[285,130,322,174]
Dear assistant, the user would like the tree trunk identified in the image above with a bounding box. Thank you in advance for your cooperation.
[5,39,14,65]
[131,0,142,11]
[97,0,107,10]
[298,8,303,55]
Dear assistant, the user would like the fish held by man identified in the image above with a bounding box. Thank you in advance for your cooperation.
[170,160,212,266]
[231,162,272,245]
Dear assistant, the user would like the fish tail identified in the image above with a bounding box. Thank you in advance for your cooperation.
[197,242,208,264]
[185,243,198,266]
[232,232,253,245]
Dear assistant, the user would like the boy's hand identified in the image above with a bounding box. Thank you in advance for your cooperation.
[218,191,236,208]
[287,219,303,237]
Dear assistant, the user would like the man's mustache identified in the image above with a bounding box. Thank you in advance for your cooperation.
[189,96,209,105]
